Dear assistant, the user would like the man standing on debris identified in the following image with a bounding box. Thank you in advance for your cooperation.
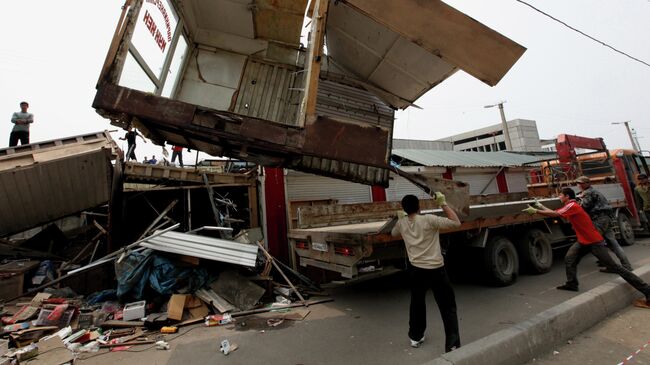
[523,188,650,304]
[574,176,632,272]
[119,125,146,161]
[9,101,34,146]
[391,193,461,352]
[171,145,184,167]
[635,173,650,230]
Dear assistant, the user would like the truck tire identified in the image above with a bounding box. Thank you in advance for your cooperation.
[617,214,635,246]
[483,236,519,286]
[516,229,552,274]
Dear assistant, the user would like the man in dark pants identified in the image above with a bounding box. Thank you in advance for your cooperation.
[119,126,146,161]
[575,175,632,272]
[524,188,650,303]
[391,193,461,352]
[9,101,34,146]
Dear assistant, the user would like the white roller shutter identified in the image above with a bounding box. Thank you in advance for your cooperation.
[285,171,372,204]
[457,172,498,195]
[505,171,529,193]
[385,174,431,201]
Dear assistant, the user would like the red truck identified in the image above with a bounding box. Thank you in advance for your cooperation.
[288,134,650,286]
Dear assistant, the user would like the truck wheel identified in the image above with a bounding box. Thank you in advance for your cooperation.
[617,214,635,246]
[516,229,552,274]
[483,236,519,286]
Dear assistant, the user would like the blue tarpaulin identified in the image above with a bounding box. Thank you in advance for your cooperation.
[115,249,211,299]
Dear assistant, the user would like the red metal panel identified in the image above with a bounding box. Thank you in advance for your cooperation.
[371,185,386,202]
[613,158,639,222]
[442,168,453,180]
[496,169,509,193]
[264,167,290,262]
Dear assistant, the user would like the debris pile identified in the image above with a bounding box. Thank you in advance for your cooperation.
[0,225,330,363]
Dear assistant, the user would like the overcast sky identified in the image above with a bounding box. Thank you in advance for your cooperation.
[1,1,649,159]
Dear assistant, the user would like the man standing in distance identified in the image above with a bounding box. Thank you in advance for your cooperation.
[575,176,632,272]
[391,193,462,352]
[524,188,650,304]
[9,101,34,146]
[634,173,650,231]
[119,125,146,161]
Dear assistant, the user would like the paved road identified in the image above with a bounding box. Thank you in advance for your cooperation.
[525,304,650,365]
[81,238,650,365]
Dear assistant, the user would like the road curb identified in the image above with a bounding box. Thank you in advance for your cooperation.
[424,263,650,365]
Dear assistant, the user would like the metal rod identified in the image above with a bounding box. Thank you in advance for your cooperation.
[137,200,178,240]
[255,241,308,307]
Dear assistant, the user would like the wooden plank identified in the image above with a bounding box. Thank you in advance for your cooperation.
[298,0,329,126]
[343,0,526,86]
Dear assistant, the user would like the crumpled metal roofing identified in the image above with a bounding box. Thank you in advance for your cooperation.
[392,149,541,168]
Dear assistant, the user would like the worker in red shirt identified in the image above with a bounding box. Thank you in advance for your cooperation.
[171,145,185,167]
[523,187,650,304]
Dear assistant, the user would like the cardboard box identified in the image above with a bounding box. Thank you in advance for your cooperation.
[167,295,187,321]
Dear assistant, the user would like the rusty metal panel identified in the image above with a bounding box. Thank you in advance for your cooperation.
[0,149,113,237]
[316,79,394,129]
[291,155,389,186]
[232,59,302,126]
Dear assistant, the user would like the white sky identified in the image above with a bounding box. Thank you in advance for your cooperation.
[1,1,649,159]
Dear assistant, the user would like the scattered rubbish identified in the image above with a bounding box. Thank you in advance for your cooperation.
[553,350,560,355]
[205,313,233,327]
[155,340,170,350]
[161,326,178,334]
[219,339,238,355]
[123,300,146,321]
[267,318,284,327]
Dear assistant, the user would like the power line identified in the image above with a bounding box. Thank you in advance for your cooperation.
[514,0,650,68]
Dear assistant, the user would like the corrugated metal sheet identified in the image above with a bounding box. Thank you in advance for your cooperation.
[0,149,113,237]
[286,170,372,204]
[232,58,303,125]
[316,80,394,129]
[141,231,258,267]
[393,150,541,168]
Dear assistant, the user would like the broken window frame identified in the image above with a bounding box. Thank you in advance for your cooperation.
[117,0,189,98]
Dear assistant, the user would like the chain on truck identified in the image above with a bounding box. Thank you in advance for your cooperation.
[288,134,650,286]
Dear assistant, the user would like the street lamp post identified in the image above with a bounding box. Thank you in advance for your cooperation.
[485,101,512,150]
[612,121,639,152]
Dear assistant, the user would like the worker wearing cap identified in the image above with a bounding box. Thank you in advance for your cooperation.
[391,193,461,352]
[523,187,650,305]
[574,175,632,272]
[635,173,650,230]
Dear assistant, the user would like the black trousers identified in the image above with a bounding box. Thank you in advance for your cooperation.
[592,214,632,270]
[408,265,460,352]
[171,150,183,167]
[126,143,137,161]
[9,131,29,146]
[564,242,650,298]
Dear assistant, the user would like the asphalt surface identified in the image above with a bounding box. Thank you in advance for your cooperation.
[525,305,650,365]
[80,237,650,365]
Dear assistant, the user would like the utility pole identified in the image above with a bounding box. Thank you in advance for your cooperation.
[612,121,638,152]
[485,101,512,150]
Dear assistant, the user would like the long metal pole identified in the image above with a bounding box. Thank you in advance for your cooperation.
[623,121,639,152]
[498,103,513,150]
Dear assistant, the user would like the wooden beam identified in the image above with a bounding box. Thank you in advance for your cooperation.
[343,0,526,86]
[298,0,329,126]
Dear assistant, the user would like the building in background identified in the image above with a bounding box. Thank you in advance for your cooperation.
[435,119,542,152]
